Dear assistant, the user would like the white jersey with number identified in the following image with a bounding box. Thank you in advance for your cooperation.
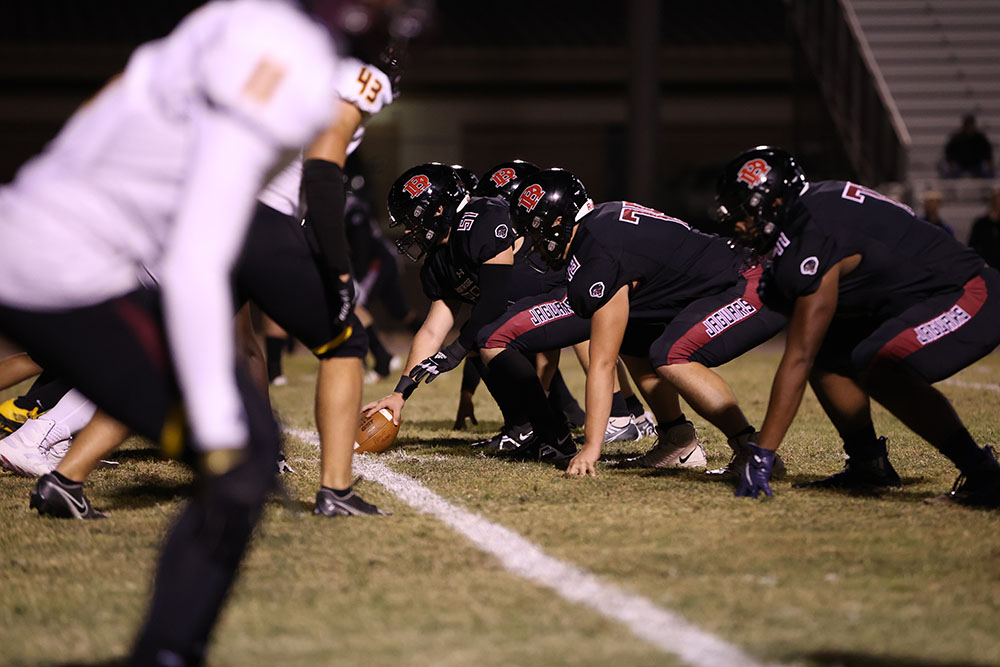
[0,0,341,450]
[256,57,394,217]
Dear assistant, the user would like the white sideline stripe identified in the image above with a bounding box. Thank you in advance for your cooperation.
[940,378,1000,393]
[287,428,767,667]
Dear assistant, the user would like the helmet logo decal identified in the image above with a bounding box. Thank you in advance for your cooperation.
[589,282,605,298]
[800,256,819,276]
[495,224,508,239]
[518,184,545,212]
[736,159,771,188]
[490,168,517,188]
[403,174,431,198]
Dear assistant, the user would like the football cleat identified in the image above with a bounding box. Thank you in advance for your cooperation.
[472,423,534,452]
[924,446,1000,508]
[707,428,786,480]
[604,416,640,443]
[494,431,576,465]
[615,421,707,469]
[793,438,900,490]
[276,451,295,475]
[0,418,70,477]
[30,473,106,519]
[633,412,657,438]
[0,399,41,434]
[313,487,391,517]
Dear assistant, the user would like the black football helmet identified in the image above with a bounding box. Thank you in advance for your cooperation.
[387,162,469,261]
[473,160,541,202]
[510,168,594,270]
[715,146,807,254]
[451,164,480,193]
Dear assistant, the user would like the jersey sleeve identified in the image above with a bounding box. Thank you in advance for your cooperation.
[334,57,395,116]
[199,5,337,149]
[420,248,450,301]
[470,204,515,264]
[771,229,840,301]
[566,251,623,318]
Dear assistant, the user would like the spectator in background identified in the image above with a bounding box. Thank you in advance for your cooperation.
[940,114,995,178]
[969,186,1000,269]
[921,189,954,236]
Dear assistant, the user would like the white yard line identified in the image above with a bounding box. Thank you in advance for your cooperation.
[287,428,769,667]
[940,378,1000,393]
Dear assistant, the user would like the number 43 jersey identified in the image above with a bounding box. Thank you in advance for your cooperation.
[565,201,748,320]
[763,181,986,319]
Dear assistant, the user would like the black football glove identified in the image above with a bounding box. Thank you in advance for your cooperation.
[734,443,776,499]
[409,340,468,384]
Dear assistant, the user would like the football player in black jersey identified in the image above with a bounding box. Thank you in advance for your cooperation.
[717,145,1000,506]
[363,162,579,462]
[510,169,789,478]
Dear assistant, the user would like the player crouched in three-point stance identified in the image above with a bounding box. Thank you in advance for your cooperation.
[510,169,789,478]
[718,146,1000,506]
[363,163,578,462]
[0,0,368,663]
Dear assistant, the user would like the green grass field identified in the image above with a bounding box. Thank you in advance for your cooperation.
[2,341,999,666]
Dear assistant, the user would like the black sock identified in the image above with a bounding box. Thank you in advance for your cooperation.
[625,394,645,419]
[367,326,392,375]
[14,371,71,412]
[461,357,484,394]
[265,336,285,381]
[322,485,353,498]
[489,349,567,441]
[482,353,529,429]
[936,428,991,474]
[660,414,688,431]
[52,470,82,486]
[610,391,630,418]
[840,421,884,460]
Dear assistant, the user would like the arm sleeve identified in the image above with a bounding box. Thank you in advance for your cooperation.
[159,107,279,451]
[566,256,621,318]
[302,158,351,277]
[457,263,510,349]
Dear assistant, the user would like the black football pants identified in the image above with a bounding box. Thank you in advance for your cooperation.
[0,290,280,667]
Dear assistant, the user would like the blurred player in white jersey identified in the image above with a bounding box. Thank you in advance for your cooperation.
[0,0,411,664]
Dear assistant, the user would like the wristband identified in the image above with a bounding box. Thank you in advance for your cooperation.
[394,375,418,400]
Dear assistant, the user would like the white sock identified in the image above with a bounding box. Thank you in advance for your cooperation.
[38,389,97,440]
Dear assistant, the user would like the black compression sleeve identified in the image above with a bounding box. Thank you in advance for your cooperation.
[457,263,510,349]
[302,159,350,278]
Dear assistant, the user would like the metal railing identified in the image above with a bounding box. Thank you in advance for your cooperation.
[786,0,910,184]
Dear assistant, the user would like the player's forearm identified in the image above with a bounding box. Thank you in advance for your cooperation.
[583,357,616,455]
[756,354,811,451]
[401,326,448,377]
[161,111,276,450]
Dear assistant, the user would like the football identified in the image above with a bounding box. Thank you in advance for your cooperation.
[354,408,400,454]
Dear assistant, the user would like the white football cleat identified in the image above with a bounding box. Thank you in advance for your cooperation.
[0,418,68,477]
[616,420,706,469]
[633,411,657,438]
[604,416,640,443]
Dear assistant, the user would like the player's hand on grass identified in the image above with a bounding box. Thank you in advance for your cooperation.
[362,393,405,426]
[565,446,600,478]
[453,391,478,430]
[734,443,775,498]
